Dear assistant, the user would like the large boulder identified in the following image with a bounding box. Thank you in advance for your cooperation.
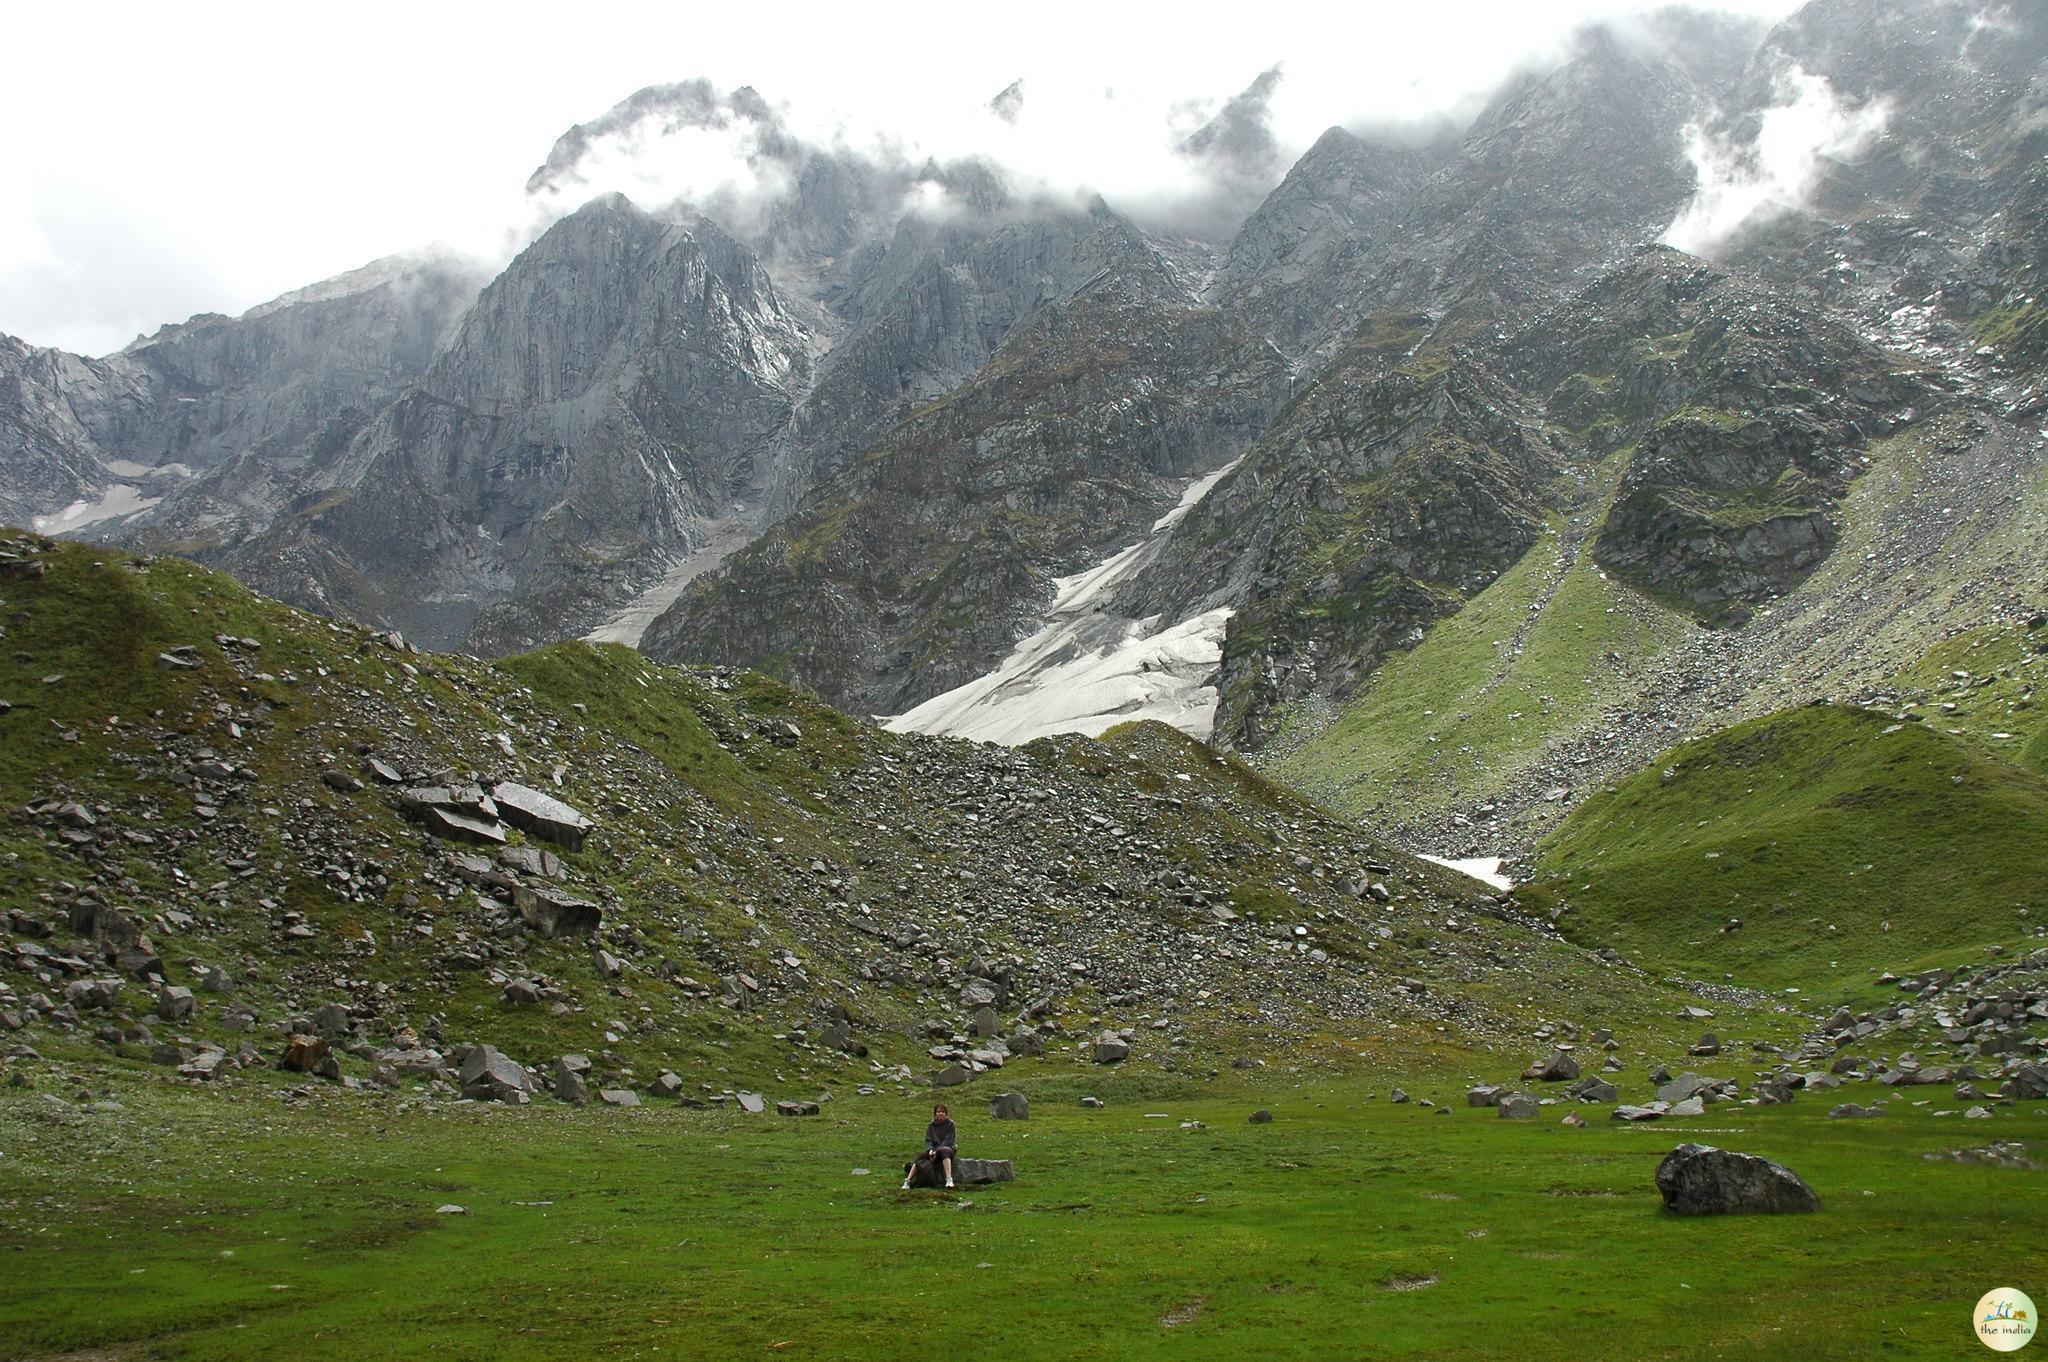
[1090,1033,1130,1064]
[1523,1049,1581,1082]
[1496,1091,1540,1119]
[490,782,595,851]
[1655,1143,1819,1215]
[1564,1076,1618,1103]
[955,1158,1015,1185]
[553,1056,590,1107]
[989,1092,1029,1120]
[2006,1063,2048,1100]
[276,1033,339,1080]
[1612,1102,1668,1122]
[511,883,602,939]
[458,1045,534,1104]
[399,785,510,844]
[1655,1072,1722,1105]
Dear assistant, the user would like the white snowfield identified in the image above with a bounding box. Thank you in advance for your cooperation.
[31,461,192,536]
[886,460,1240,746]
[1419,855,1513,892]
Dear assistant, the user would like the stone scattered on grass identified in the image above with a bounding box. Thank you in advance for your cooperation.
[1655,1143,1820,1215]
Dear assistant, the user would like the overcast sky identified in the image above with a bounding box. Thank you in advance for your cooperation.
[1,0,1799,357]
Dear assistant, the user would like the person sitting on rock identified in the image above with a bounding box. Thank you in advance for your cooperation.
[903,1103,958,1189]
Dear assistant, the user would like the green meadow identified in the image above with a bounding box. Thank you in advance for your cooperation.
[2,1071,2041,1361]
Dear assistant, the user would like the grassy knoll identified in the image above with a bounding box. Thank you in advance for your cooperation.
[0,1072,2041,1361]
[1520,704,2048,991]
[1272,514,1691,831]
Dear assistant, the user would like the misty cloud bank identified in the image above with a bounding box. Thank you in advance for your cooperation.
[1661,64,1889,256]
[4,1,1814,356]
[517,64,1333,256]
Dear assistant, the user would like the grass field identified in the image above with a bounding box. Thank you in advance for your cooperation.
[1270,491,1695,837]
[1,1072,2041,1362]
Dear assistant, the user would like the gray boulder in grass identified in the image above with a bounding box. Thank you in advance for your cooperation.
[1655,1143,1819,1215]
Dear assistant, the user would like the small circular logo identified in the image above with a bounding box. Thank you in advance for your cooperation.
[1977,1288,2038,1352]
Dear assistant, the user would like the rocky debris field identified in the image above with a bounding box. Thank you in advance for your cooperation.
[0,533,1707,1111]
[1453,950,2048,1130]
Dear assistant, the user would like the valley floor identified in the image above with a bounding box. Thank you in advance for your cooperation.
[2,1072,2042,1361]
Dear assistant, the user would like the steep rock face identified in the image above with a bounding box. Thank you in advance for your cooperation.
[1130,335,1562,748]
[3,251,484,546]
[114,250,486,478]
[1978,161,2048,376]
[642,229,1289,713]
[1508,250,1931,620]
[1714,1,2046,378]
[526,80,918,274]
[1350,29,1712,331]
[1751,0,2046,223]
[0,337,156,527]
[769,200,1175,516]
[215,196,814,653]
[1126,247,1936,748]
[1212,127,1445,362]
[648,26,1726,736]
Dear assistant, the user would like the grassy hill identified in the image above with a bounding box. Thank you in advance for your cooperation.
[0,529,1708,1108]
[1519,703,2048,990]
[1268,501,1692,843]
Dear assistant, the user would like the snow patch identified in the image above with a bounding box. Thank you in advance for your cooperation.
[1420,855,1513,892]
[1663,65,1888,258]
[32,482,161,535]
[886,461,1240,746]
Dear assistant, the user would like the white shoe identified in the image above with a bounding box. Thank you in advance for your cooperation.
[901,1179,912,1190]
[945,1178,955,1188]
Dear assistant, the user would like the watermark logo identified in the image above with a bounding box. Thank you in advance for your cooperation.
[1977,1287,2038,1352]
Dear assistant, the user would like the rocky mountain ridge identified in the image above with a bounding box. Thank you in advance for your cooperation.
[3,0,2043,844]
[0,531,1700,1100]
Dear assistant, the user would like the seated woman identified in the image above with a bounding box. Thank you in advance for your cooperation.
[902,1103,958,1189]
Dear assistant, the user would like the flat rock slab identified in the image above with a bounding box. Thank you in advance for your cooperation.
[420,804,509,845]
[955,1158,1014,1185]
[1613,1103,1669,1122]
[512,883,602,939]
[1656,1143,1819,1215]
[459,1045,534,1104]
[492,782,595,850]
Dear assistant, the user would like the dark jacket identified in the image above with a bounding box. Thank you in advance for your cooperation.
[924,1118,958,1153]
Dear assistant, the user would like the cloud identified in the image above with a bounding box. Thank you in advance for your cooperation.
[0,0,1806,355]
[1174,67,1291,238]
[1662,64,1890,257]
[989,80,1025,126]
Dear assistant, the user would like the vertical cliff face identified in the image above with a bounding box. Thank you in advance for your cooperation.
[4,0,2039,749]
[1211,126,1448,363]
[639,209,1292,714]
[0,336,153,527]
[2,250,484,536]
[206,196,819,653]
